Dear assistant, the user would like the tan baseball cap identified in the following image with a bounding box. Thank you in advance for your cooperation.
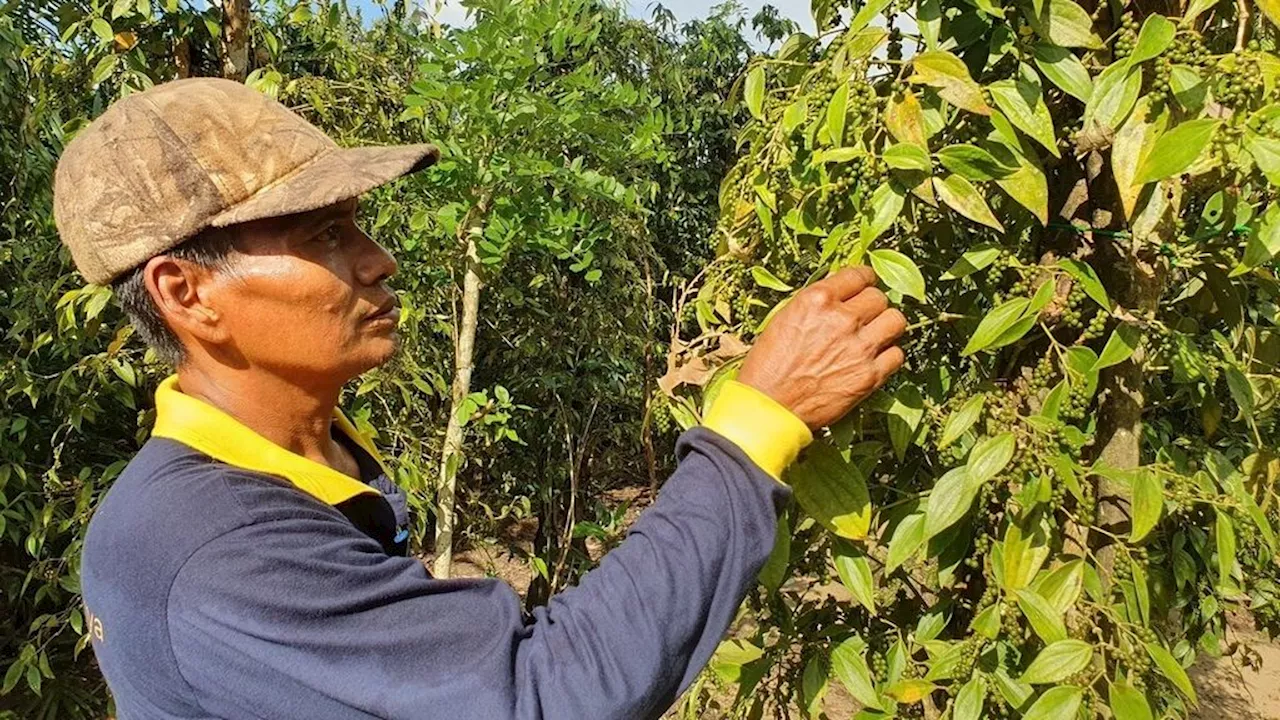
[53,77,439,284]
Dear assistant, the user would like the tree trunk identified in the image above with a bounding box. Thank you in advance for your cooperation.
[432,201,488,579]
[221,0,251,81]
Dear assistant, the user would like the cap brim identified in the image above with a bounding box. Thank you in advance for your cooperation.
[208,143,439,228]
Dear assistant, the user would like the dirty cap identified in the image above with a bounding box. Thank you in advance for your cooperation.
[53,77,439,284]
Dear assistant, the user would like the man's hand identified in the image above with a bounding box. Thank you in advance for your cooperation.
[737,266,907,430]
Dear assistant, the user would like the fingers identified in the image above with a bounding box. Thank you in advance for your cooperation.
[873,346,906,385]
[860,307,908,351]
[810,266,877,302]
[843,287,888,325]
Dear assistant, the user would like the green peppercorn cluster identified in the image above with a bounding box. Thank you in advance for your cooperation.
[1112,14,1140,59]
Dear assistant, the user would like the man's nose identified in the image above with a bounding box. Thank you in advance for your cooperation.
[353,227,398,285]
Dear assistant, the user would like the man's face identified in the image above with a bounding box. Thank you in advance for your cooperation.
[204,198,401,381]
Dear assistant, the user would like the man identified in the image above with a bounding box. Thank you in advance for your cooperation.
[56,78,906,719]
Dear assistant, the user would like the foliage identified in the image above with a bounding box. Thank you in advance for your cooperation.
[0,0,758,712]
[676,0,1280,717]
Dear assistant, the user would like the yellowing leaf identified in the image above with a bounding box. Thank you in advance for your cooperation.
[1112,97,1168,219]
[745,66,765,120]
[885,679,936,703]
[934,174,1004,231]
[885,89,929,146]
[1004,518,1050,591]
[910,51,992,115]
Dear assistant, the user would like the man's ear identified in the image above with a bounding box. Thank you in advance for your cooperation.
[142,255,231,346]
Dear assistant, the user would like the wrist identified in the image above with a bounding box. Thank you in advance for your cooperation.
[702,380,813,482]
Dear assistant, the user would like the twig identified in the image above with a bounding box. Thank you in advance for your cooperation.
[1236,0,1251,51]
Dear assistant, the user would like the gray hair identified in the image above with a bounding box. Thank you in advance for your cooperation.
[111,227,237,367]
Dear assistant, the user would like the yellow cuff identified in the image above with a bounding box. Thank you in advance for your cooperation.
[703,380,813,482]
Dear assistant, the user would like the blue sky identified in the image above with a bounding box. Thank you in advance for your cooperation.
[357,0,816,37]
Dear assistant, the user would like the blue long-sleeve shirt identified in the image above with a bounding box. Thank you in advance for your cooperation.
[80,378,811,719]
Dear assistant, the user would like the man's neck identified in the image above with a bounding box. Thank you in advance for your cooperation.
[174,366,347,471]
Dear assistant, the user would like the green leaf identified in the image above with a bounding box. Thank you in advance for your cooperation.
[1032,43,1093,102]
[869,249,925,302]
[751,266,794,292]
[1022,686,1084,720]
[802,653,828,717]
[90,54,118,85]
[1026,0,1102,48]
[1020,640,1093,684]
[1247,133,1280,185]
[967,432,1015,486]
[924,466,977,539]
[1226,366,1255,414]
[91,17,113,42]
[827,83,849,145]
[1144,641,1197,705]
[885,513,926,573]
[1216,509,1237,591]
[835,548,877,614]
[937,143,1016,180]
[1234,204,1280,274]
[831,638,883,710]
[910,50,992,115]
[1183,0,1217,24]
[1016,588,1068,642]
[971,602,1002,638]
[1130,469,1163,542]
[1128,14,1175,68]
[745,66,765,120]
[940,395,986,448]
[883,143,932,171]
[1093,324,1141,370]
[1085,63,1143,131]
[989,77,1059,157]
[954,676,986,720]
[942,244,1001,280]
[1057,259,1110,309]
[783,98,808,135]
[849,0,893,34]
[1134,118,1219,184]
[963,298,1029,355]
[861,183,906,246]
[111,0,133,19]
[935,174,1004,231]
[788,442,873,540]
[1034,560,1084,613]
[1108,681,1154,720]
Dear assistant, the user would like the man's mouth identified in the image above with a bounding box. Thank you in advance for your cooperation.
[365,299,401,325]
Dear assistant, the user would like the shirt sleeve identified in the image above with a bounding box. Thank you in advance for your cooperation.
[167,428,793,720]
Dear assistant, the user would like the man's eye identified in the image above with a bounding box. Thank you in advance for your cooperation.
[319,225,343,243]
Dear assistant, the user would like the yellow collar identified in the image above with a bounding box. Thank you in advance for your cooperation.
[151,375,387,506]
